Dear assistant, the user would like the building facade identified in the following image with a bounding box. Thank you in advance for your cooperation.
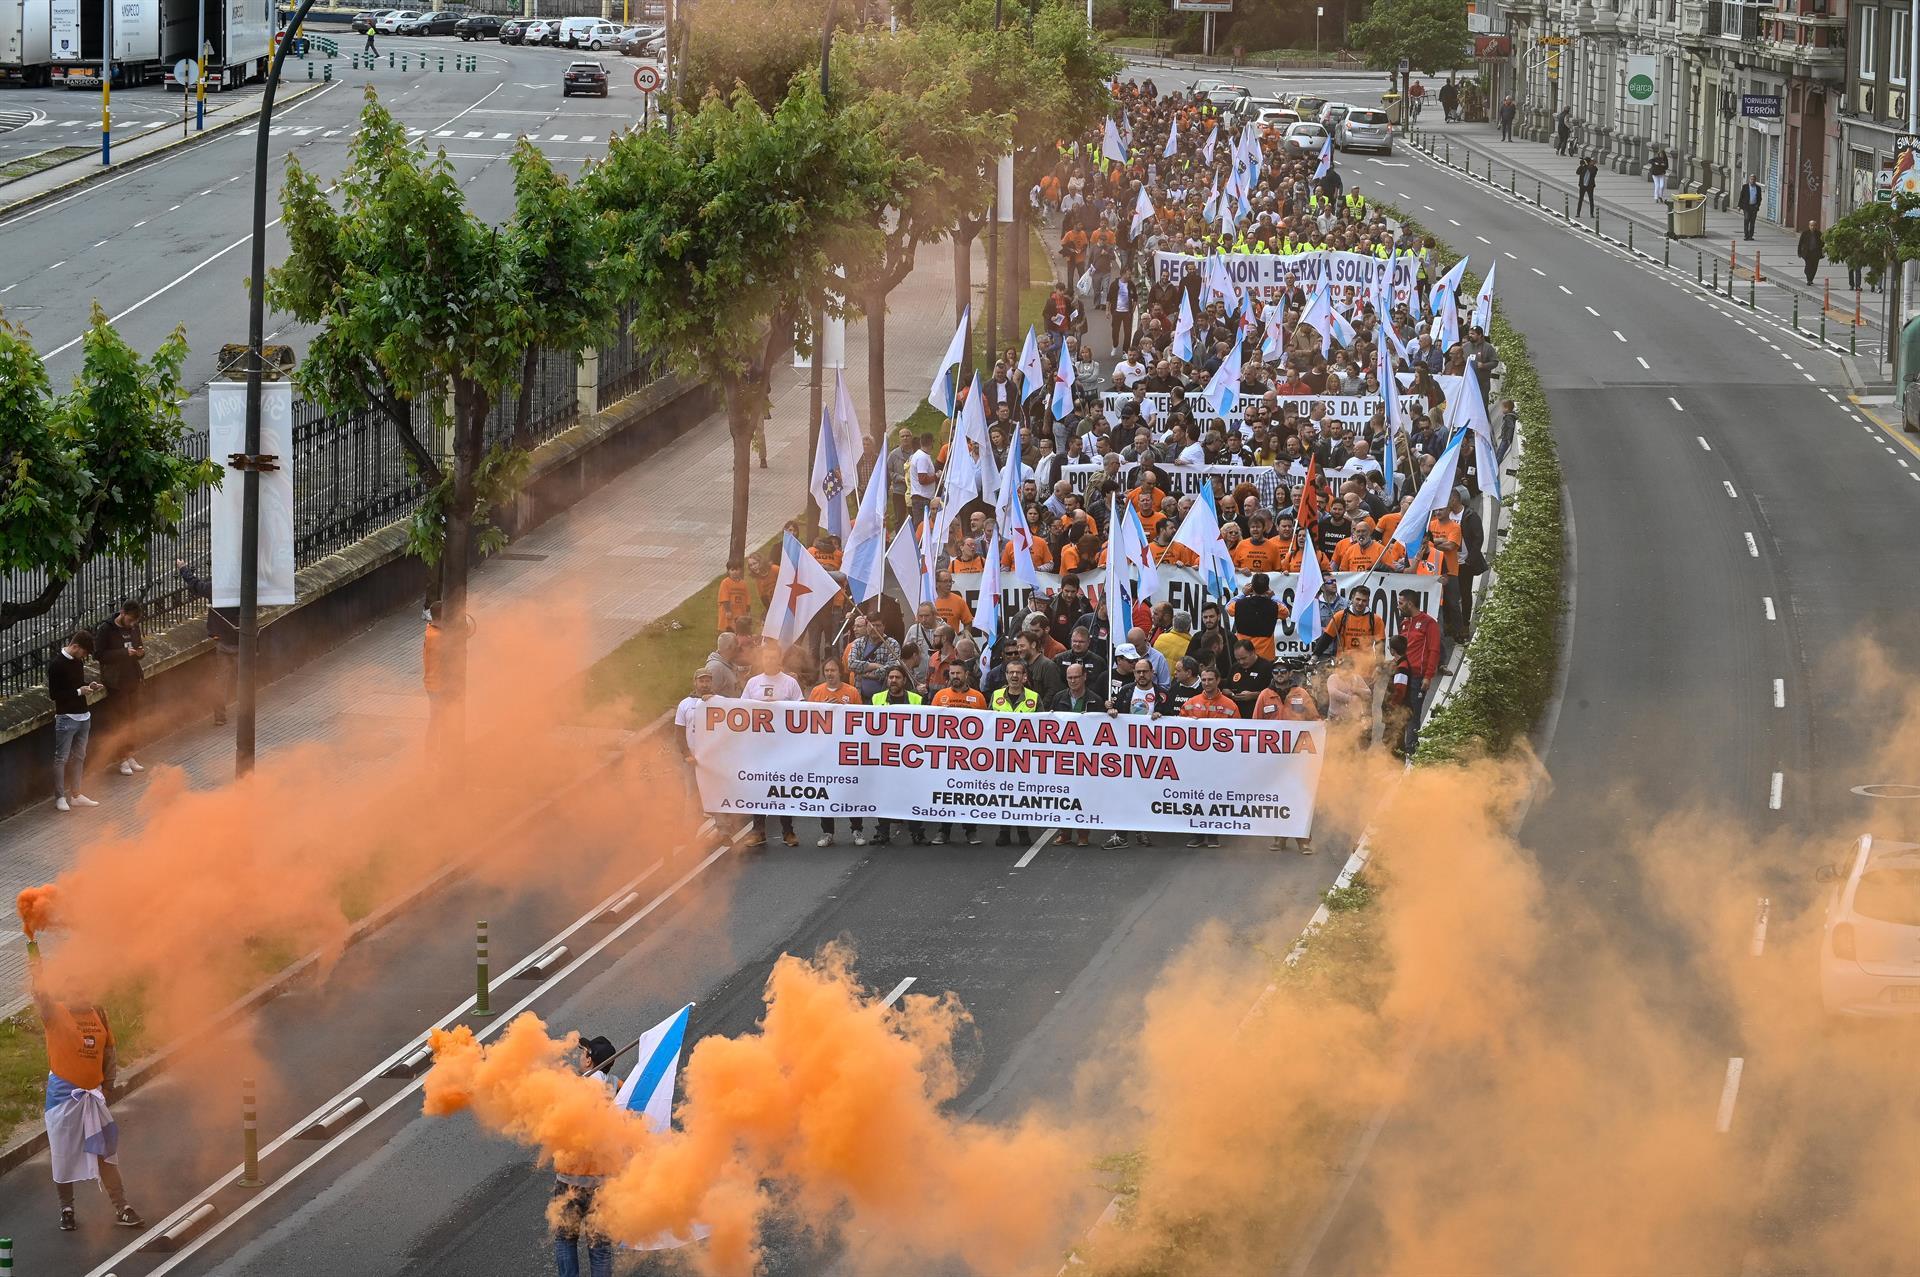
[1502,0,1847,225]
[1839,0,1910,215]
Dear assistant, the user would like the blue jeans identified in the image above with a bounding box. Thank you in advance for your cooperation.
[52,714,90,799]
[551,1184,612,1277]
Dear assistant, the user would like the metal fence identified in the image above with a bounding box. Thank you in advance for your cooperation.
[0,343,614,701]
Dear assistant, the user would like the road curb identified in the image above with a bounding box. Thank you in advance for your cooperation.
[0,82,324,221]
[0,707,670,1178]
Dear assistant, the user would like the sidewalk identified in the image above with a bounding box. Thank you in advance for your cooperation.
[1407,117,1889,360]
[0,238,975,1017]
[0,79,326,215]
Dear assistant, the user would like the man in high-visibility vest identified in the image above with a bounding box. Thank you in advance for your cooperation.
[989,660,1039,849]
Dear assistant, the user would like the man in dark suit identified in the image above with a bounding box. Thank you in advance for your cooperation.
[1736,174,1764,240]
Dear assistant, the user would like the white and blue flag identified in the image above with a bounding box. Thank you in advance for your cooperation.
[613,1004,710,1253]
[842,444,890,604]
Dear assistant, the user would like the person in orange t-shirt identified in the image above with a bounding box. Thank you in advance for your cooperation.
[1331,521,1407,573]
[931,571,975,633]
[32,944,142,1229]
[747,551,779,613]
[1181,665,1241,719]
[1002,531,1054,572]
[717,562,755,634]
[950,538,986,574]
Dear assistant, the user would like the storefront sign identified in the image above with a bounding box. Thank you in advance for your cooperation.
[1740,94,1783,120]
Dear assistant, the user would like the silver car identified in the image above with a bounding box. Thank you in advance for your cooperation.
[1336,107,1393,154]
[1281,121,1328,159]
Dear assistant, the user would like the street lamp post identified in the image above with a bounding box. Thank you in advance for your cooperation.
[985,0,1002,368]
[235,0,325,775]
[1315,6,1323,55]
[807,0,837,531]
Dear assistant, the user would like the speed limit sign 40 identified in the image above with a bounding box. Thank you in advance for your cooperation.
[634,65,661,93]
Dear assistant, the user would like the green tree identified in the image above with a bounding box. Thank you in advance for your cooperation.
[586,81,894,569]
[1825,193,1920,325]
[1350,0,1467,87]
[676,0,832,109]
[833,25,1011,447]
[0,308,217,632]
[269,90,617,717]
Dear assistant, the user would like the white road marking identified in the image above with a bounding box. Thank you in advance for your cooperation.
[131,219,146,228]
[48,260,64,269]
[91,239,106,247]
[1772,679,1785,708]
[1803,373,1816,381]
[1014,837,1046,868]
[1613,329,1626,341]
[1769,772,1784,810]
[881,977,917,1006]
[1715,1057,1745,1133]
[1669,397,1685,411]
[1503,251,1516,259]
[1724,481,1739,498]
[1636,356,1650,369]
[1744,532,1759,557]
[549,133,569,141]
[1697,437,1711,450]
[1584,305,1600,317]
[1558,284,1573,295]
[1763,596,1775,621]
[1530,266,1546,276]
[1447,217,1461,226]
[1421,203,1434,211]
[1475,234,1490,243]
[1750,899,1770,957]
[168,203,181,211]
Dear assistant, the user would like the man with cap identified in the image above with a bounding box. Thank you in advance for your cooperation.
[551,1033,619,1277]
[673,667,716,830]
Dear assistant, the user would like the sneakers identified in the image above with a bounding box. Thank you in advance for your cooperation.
[1186,835,1206,848]
[1205,835,1223,848]
[1270,837,1285,853]
[853,833,868,847]
[126,758,145,772]
[115,1204,144,1228]
[816,834,833,848]
[1134,833,1150,846]
[71,794,98,808]
[1299,839,1315,855]
[966,830,981,845]
[118,760,135,776]
[55,797,71,812]
[1103,833,1127,849]
[930,833,947,846]
[60,1206,76,1231]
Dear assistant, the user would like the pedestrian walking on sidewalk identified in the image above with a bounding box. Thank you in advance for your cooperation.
[1798,219,1824,285]
[364,22,377,55]
[551,1034,617,1277]
[48,631,103,812]
[1554,107,1573,156]
[93,600,146,778]
[177,561,239,725]
[29,942,145,1233]
[1737,174,1763,240]
[1497,95,1516,142]
[1439,79,1458,123]
[1648,147,1669,202]
[1576,154,1598,218]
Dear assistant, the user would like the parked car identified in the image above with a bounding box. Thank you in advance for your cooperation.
[523,19,556,43]
[1819,835,1920,1015]
[1335,106,1392,153]
[1256,107,1297,129]
[406,10,463,35]
[375,9,418,31]
[497,17,525,42]
[563,59,609,97]
[617,24,662,54]
[571,20,624,49]
[351,9,395,33]
[555,16,603,46]
[455,13,500,38]
[1281,121,1328,159]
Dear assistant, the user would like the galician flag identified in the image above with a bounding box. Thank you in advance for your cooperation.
[1293,526,1328,647]
[1050,344,1077,420]
[1016,326,1046,407]
[808,405,849,539]
[762,532,837,648]
[842,444,890,604]
[1472,259,1497,333]
[1446,351,1502,497]
[1162,124,1179,158]
[1201,124,1218,163]
[1131,185,1155,237]
[996,429,1040,588]
[831,367,865,466]
[926,306,970,416]
[886,519,930,607]
[975,529,1003,682]
[1172,293,1196,362]
[1102,117,1129,164]
[1202,336,1243,420]
[1313,133,1332,180]
[1172,482,1238,601]
[613,1004,711,1252]
[1393,427,1466,562]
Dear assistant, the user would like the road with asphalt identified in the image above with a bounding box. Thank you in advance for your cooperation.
[1133,62,1920,1276]
[1,39,652,407]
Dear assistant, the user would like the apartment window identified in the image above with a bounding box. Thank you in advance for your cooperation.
[1894,9,1910,86]
[1860,5,1878,80]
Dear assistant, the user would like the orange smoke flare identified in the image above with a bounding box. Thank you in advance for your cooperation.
[16,884,57,939]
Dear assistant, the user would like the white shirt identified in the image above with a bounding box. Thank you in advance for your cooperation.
[1177,441,1206,467]
[909,448,937,494]
[1112,359,1144,388]
[673,693,708,732]
[743,673,804,703]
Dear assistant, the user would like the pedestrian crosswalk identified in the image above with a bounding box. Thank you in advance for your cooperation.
[253,122,609,145]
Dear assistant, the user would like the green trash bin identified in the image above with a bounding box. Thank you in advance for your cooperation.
[1669,192,1707,238]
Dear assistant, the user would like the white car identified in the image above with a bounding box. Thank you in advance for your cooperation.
[1819,835,1920,1015]
[375,9,418,31]
[523,18,555,43]
[1281,121,1328,159]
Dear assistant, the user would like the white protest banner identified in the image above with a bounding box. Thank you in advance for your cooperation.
[1063,461,1285,506]
[948,565,1440,657]
[1154,250,1419,305]
[687,699,1326,838]
[209,381,296,608]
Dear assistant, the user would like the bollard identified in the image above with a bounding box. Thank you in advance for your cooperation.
[1851,323,1857,356]
[388,50,394,68]
[1593,208,1600,236]
[1754,253,1763,283]
[1509,168,1516,197]
[306,60,314,79]
[1445,139,1452,165]
[1748,272,1756,308]
[239,1078,262,1187]
[1824,277,1831,315]
[1821,313,1827,346]
[2,1238,10,1274]
[1663,235,1670,269]
[1537,177,1543,205]
[475,920,492,1017]
[323,61,333,80]
[1697,250,1703,284]
[437,55,445,71]
[1712,260,1719,291]
[1792,293,1799,331]
[1564,191,1570,221]
[1628,221,1634,254]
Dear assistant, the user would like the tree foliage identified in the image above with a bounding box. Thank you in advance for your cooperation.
[1349,0,1468,74]
[676,0,833,109]
[0,308,217,632]
[269,90,617,599]
[585,79,895,566]
[1824,193,1920,288]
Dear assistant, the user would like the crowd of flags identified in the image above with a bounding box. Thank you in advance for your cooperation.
[765,100,1506,655]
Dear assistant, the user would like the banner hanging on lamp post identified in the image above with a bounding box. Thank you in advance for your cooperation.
[210,381,296,609]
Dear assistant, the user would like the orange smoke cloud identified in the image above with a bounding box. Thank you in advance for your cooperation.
[425,946,1093,1275]
[16,883,57,939]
